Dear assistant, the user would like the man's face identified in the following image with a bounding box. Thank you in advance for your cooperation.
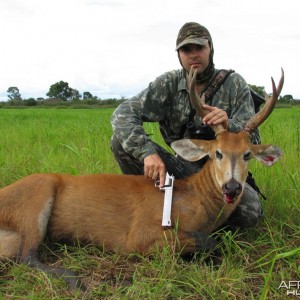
[178,43,211,74]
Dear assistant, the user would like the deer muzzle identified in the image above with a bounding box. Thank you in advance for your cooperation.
[222,178,242,204]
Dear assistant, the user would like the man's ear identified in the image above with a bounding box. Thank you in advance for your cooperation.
[171,139,212,162]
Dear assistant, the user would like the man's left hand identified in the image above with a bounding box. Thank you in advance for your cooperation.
[202,104,229,129]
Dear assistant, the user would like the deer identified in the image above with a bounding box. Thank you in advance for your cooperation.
[0,68,284,291]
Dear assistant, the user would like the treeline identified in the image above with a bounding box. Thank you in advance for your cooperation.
[0,97,126,109]
[249,84,299,105]
[2,81,127,108]
[1,81,299,109]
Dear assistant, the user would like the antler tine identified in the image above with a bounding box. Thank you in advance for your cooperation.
[188,67,206,119]
[188,67,225,135]
[244,68,284,133]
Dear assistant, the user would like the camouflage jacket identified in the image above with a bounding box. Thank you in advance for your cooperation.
[111,69,261,162]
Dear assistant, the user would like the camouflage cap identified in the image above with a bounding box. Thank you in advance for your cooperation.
[176,22,212,51]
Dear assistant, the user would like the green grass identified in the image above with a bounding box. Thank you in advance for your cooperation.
[0,109,119,185]
[0,107,299,299]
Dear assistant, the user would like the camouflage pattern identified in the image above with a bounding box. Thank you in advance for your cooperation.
[111,68,261,163]
[176,22,212,50]
[110,134,206,178]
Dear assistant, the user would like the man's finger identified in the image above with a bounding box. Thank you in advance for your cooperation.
[159,171,166,188]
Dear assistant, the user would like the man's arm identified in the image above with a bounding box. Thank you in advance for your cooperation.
[110,72,176,186]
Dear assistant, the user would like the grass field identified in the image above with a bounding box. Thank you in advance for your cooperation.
[0,107,299,299]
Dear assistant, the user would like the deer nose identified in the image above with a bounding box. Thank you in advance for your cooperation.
[222,179,242,204]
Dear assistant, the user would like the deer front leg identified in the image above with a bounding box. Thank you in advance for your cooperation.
[176,231,219,256]
[153,229,218,256]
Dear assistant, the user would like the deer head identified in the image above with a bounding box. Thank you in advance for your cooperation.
[171,68,284,204]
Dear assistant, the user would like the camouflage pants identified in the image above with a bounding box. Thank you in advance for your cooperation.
[110,134,263,229]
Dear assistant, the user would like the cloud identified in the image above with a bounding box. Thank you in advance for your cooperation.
[0,0,299,101]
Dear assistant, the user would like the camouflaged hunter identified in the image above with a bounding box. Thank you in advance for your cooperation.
[111,69,260,162]
[110,22,264,228]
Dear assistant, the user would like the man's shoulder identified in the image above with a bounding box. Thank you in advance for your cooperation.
[150,69,186,93]
[214,68,245,79]
[213,69,248,92]
[222,69,246,83]
[156,69,184,81]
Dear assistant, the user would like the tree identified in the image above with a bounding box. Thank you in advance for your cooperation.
[7,86,22,101]
[23,98,37,106]
[83,91,93,100]
[278,94,294,104]
[46,81,73,101]
[70,89,81,100]
[282,94,293,101]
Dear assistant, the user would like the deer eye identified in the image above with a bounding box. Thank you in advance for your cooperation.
[244,152,251,161]
[216,150,223,160]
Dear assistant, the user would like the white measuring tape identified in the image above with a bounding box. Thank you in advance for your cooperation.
[155,173,174,227]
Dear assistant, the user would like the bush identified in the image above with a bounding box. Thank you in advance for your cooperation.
[23,98,37,106]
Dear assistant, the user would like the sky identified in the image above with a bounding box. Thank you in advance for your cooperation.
[0,0,299,101]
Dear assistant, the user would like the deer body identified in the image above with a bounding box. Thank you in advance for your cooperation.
[0,69,284,290]
[49,156,237,248]
[0,156,236,260]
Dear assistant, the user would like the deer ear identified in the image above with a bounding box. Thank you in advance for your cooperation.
[252,144,283,166]
[171,139,211,162]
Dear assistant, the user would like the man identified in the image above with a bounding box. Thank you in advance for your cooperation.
[110,22,262,228]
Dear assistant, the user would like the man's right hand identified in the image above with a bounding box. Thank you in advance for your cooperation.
[144,154,166,188]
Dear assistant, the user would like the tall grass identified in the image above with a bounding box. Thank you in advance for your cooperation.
[0,109,119,186]
[0,107,299,299]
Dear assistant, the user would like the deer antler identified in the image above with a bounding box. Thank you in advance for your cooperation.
[244,68,284,133]
[188,67,225,135]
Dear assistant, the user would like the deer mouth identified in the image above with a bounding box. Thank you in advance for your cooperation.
[222,180,242,205]
[223,192,237,204]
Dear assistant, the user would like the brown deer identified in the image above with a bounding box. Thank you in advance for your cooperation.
[0,69,284,290]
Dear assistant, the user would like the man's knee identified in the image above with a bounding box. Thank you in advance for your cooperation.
[227,183,264,228]
[110,133,123,157]
[110,134,143,175]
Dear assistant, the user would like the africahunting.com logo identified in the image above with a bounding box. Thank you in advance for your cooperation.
[278,281,300,297]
